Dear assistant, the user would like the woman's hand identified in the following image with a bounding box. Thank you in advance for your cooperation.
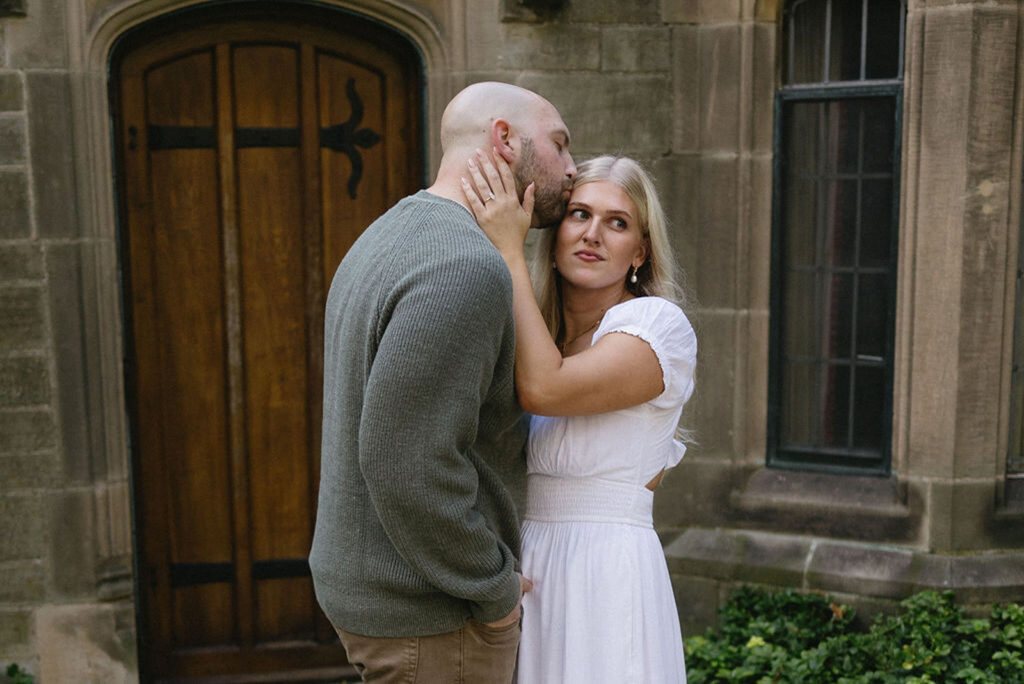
[461,148,535,259]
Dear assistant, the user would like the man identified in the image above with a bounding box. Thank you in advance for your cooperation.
[309,82,576,683]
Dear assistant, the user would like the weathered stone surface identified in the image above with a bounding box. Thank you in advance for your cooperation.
[565,0,660,23]
[671,25,701,154]
[48,489,97,597]
[0,608,31,647]
[0,71,23,111]
[0,560,44,602]
[0,244,42,281]
[698,25,743,152]
[0,169,30,239]
[600,27,671,72]
[516,73,672,155]
[0,117,25,164]
[664,527,810,586]
[0,357,49,407]
[3,0,67,68]
[0,451,61,489]
[47,243,96,484]
[0,286,45,350]
[479,23,601,71]
[696,155,739,307]
[0,492,46,560]
[670,573,723,636]
[808,542,918,598]
[686,310,737,454]
[0,410,56,454]
[26,72,80,238]
[37,604,137,684]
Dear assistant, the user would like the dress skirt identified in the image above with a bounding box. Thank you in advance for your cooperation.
[515,475,687,684]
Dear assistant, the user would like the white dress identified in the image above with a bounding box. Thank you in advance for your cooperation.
[516,296,696,684]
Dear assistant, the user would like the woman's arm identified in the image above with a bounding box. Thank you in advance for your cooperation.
[462,150,663,416]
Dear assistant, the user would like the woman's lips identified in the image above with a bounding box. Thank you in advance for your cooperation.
[574,250,601,262]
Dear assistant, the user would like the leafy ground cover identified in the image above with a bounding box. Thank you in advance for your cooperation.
[684,587,1024,683]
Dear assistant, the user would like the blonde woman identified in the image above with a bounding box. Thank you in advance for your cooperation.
[463,152,695,683]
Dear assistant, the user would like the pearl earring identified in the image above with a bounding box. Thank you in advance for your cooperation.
[630,265,639,284]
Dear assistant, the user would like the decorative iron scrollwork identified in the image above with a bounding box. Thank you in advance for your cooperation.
[320,78,381,199]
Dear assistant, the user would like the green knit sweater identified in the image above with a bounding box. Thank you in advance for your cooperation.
[309,191,527,637]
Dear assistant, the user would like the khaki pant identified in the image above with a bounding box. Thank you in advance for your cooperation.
[336,620,521,684]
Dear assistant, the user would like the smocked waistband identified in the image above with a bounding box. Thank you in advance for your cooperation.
[523,473,654,527]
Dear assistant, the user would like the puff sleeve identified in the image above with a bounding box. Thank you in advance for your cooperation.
[592,296,697,411]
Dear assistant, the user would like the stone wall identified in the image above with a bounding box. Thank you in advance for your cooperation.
[0,0,1023,680]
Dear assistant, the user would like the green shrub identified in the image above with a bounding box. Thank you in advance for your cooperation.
[4,664,34,684]
[684,588,1024,683]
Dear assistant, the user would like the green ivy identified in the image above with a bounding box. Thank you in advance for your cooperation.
[684,588,1024,683]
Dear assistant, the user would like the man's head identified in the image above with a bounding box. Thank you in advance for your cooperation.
[437,82,576,227]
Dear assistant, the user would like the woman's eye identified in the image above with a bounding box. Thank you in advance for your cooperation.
[611,218,627,229]
[570,209,589,220]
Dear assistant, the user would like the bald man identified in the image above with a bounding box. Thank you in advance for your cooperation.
[309,82,576,682]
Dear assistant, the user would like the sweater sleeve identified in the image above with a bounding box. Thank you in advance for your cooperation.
[357,246,521,624]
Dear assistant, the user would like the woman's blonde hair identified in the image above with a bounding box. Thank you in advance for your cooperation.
[530,155,688,341]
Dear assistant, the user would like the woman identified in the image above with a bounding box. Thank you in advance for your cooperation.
[462,151,696,683]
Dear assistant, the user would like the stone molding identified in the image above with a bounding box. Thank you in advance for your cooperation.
[667,526,1024,607]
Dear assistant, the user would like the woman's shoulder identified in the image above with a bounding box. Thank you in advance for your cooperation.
[603,296,692,333]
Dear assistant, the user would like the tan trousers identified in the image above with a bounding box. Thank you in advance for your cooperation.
[336,620,521,684]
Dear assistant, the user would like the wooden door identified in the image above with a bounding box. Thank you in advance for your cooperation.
[114,8,421,682]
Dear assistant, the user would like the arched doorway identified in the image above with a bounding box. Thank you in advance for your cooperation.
[111,3,423,680]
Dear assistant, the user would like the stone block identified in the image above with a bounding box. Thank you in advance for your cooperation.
[0,409,56,454]
[671,26,701,153]
[0,608,31,647]
[807,542,916,598]
[37,604,137,684]
[0,560,44,602]
[0,286,45,351]
[0,72,23,111]
[3,0,67,68]
[655,456,746,528]
[26,72,80,238]
[515,73,672,155]
[663,0,742,23]
[696,155,739,308]
[687,310,738,453]
[0,170,30,239]
[0,492,46,560]
[750,22,775,153]
[664,527,810,587]
[653,153,699,279]
[743,309,769,453]
[565,0,660,23]
[48,489,97,597]
[745,155,772,309]
[0,117,26,164]
[600,27,671,72]
[0,357,49,407]
[0,451,62,490]
[671,573,722,636]
[0,244,42,281]
[47,243,97,483]
[480,23,600,71]
[698,24,743,152]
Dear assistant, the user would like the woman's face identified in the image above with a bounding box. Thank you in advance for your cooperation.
[554,180,648,295]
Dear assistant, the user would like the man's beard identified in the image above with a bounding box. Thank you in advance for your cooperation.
[514,137,568,228]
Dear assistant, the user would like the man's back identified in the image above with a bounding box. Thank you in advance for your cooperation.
[310,190,527,638]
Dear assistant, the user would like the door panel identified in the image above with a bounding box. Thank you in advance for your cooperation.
[115,8,421,681]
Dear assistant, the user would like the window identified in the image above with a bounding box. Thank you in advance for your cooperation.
[768,0,906,474]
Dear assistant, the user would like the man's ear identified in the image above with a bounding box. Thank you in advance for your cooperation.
[490,119,515,163]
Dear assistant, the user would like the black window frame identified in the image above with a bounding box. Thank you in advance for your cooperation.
[768,0,906,475]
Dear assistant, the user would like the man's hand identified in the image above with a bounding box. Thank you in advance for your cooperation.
[484,573,533,628]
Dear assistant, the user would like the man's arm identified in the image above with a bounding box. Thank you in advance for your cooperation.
[357,250,521,624]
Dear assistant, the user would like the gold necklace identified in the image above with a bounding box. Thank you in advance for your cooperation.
[558,315,603,354]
